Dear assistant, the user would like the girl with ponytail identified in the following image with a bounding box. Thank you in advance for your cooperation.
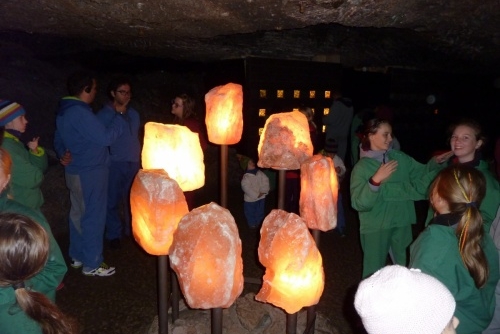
[0,213,76,333]
[410,165,499,334]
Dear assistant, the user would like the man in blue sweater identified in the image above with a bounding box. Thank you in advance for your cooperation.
[54,71,126,276]
[97,77,141,249]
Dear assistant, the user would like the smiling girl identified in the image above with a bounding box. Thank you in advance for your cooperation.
[445,120,500,230]
[350,118,452,278]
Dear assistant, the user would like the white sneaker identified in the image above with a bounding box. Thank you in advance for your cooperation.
[70,259,83,269]
[82,263,116,276]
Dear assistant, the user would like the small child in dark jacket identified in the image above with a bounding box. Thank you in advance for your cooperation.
[241,158,270,229]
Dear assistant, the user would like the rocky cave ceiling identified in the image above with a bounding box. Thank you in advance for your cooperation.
[1,0,500,74]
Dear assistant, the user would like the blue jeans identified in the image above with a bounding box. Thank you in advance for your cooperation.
[105,161,140,240]
[244,198,266,228]
[66,166,108,269]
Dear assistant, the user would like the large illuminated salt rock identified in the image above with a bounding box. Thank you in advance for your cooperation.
[130,169,189,255]
[300,155,339,231]
[205,82,243,145]
[169,202,244,309]
[142,122,204,191]
[256,209,324,314]
[257,111,313,170]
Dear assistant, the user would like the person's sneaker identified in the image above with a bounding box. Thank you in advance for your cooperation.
[70,259,83,269]
[82,263,116,277]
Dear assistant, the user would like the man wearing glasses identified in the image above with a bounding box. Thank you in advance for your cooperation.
[97,77,141,249]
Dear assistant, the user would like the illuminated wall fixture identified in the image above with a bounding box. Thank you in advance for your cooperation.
[256,210,325,318]
[205,82,243,146]
[322,125,326,133]
[257,111,315,334]
[142,122,204,191]
[260,89,267,98]
[135,123,205,334]
[130,169,189,256]
[323,108,330,115]
[299,155,339,232]
[257,111,313,171]
[299,155,339,331]
[259,109,266,117]
[170,202,244,309]
[277,90,284,98]
[294,90,300,98]
[204,83,243,334]
[325,91,331,98]
[309,90,316,98]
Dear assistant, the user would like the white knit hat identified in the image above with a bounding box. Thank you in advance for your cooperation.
[354,265,456,334]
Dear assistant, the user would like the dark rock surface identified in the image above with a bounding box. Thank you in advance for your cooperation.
[1,1,500,73]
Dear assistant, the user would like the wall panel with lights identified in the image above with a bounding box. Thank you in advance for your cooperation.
[242,58,342,157]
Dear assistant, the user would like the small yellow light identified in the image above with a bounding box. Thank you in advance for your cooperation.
[323,108,329,115]
[325,91,331,98]
[294,90,300,98]
[309,91,316,98]
[259,128,264,136]
[322,125,326,133]
[277,90,284,98]
[292,108,299,112]
[259,109,266,117]
[311,108,315,114]
[260,90,267,98]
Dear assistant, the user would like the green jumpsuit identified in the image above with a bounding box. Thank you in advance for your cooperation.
[351,148,443,278]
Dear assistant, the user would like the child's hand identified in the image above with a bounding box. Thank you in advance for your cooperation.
[434,150,453,164]
[372,160,398,184]
[27,137,40,153]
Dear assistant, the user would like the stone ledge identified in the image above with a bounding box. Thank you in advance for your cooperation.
[148,293,339,334]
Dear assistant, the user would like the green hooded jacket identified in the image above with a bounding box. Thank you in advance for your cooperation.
[351,149,443,234]
[2,132,48,210]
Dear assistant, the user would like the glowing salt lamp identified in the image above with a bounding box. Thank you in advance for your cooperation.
[256,209,324,314]
[169,202,244,308]
[142,122,204,191]
[299,154,339,231]
[130,169,189,255]
[205,83,243,145]
[257,111,313,170]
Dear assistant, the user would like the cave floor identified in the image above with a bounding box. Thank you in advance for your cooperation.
[43,163,368,334]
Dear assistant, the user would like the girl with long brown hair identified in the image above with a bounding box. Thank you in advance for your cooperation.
[0,213,76,333]
[410,164,499,334]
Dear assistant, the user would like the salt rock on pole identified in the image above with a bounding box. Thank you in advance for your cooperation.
[300,155,339,231]
[130,169,189,256]
[141,122,204,191]
[257,111,313,170]
[169,202,244,309]
[205,82,243,145]
[256,209,324,314]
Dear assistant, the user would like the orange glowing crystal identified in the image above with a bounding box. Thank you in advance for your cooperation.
[257,111,313,170]
[300,154,339,231]
[130,169,189,255]
[169,202,244,309]
[256,209,324,314]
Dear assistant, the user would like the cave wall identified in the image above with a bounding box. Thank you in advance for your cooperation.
[1,41,499,165]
